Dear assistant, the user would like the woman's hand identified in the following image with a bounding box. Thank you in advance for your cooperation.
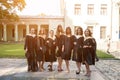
[47,40,49,43]
[62,45,64,52]
[74,42,77,45]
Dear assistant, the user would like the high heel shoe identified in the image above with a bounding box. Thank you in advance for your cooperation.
[76,71,80,74]
[48,65,53,71]
[58,68,63,72]
[84,71,91,77]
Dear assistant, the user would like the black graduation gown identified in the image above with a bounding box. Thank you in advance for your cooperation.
[83,37,95,65]
[72,35,84,62]
[24,34,38,71]
[55,35,64,57]
[62,35,74,60]
[45,37,57,62]
[36,36,46,61]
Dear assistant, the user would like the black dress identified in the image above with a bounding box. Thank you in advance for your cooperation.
[45,37,57,62]
[55,35,64,57]
[36,36,46,61]
[24,34,38,72]
[62,35,74,60]
[83,37,95,65]
[72,35,84,62]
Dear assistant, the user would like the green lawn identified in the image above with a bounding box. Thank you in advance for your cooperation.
[96,50,114,59]
[0,43,25,58]
[0,43,115,59]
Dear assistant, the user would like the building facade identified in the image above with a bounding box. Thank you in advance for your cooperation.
[0,16,64,42]
[0,0,120,52]
[63,0,120,52]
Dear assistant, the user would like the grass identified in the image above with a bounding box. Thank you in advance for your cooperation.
[0,43,115,59]
[0,43,25,58]
[96,50,115,59]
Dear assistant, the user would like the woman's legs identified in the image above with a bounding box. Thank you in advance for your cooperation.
[76,62,81,74]
[37,61,44,71]
[65,60,70,73]
[58,57,63,71]
[84,61,91,76]
[42,55,45,70]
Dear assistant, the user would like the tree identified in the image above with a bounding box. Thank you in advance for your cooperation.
[0,0,26,21]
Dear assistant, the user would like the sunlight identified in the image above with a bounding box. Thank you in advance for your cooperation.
[5,49,23,52]
[18,0,61,16]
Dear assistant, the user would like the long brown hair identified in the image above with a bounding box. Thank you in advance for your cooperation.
[66,27,72,36]
[76,27,83,35]
[84,28,92,37]
[56,24,64,37]
[39,28,46,35]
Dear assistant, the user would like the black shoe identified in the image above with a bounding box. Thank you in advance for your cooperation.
[96,58,99,62]
[76,71,80,74]
[48,65,53,71]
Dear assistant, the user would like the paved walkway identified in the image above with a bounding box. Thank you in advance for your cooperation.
[95,59,120,80]
[0,58,119,80]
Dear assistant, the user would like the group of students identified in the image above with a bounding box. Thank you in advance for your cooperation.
[24,24,99,77]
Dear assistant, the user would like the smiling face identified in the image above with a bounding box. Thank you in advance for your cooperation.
[57,25,63,32]
[66,27,71,35]
[49,30,54,37]
[30,28,35,34]
[39,28,45,35]
[84,29,91,37]
[77,27,83,35]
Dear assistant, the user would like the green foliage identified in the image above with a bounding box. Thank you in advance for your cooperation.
[0,0,26,21]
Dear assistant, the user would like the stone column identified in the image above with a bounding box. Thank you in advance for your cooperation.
[15,24,18,41]
[3,24,7,41]
[38,24,41,35]
[26,24,29,34]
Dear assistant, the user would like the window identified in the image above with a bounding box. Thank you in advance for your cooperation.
[12,29,15,37]
[74,4,81,15]
[101,4,107,15]
[87,26,93,34]
[100,26,106,39]
[87,4,94,15]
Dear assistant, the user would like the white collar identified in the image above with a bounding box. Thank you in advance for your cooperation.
[75,35,83,39]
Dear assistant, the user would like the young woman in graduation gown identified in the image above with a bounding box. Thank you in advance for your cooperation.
[83,29,95,76]
[24,28,38,72]
[45,30,57,71]
[36,28,47,71]
[55,24,64,71]
[62,27,74,73]
[72,27,84,74]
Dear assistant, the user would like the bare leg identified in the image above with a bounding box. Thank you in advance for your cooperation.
[58,57,63,71]
[65,60,70,73]
[42,55,45,70]
[84,61,91,76]
[76,62,81,74]
[38,61,43,72]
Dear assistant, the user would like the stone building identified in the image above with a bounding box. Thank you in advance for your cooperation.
[0,0,120,53]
